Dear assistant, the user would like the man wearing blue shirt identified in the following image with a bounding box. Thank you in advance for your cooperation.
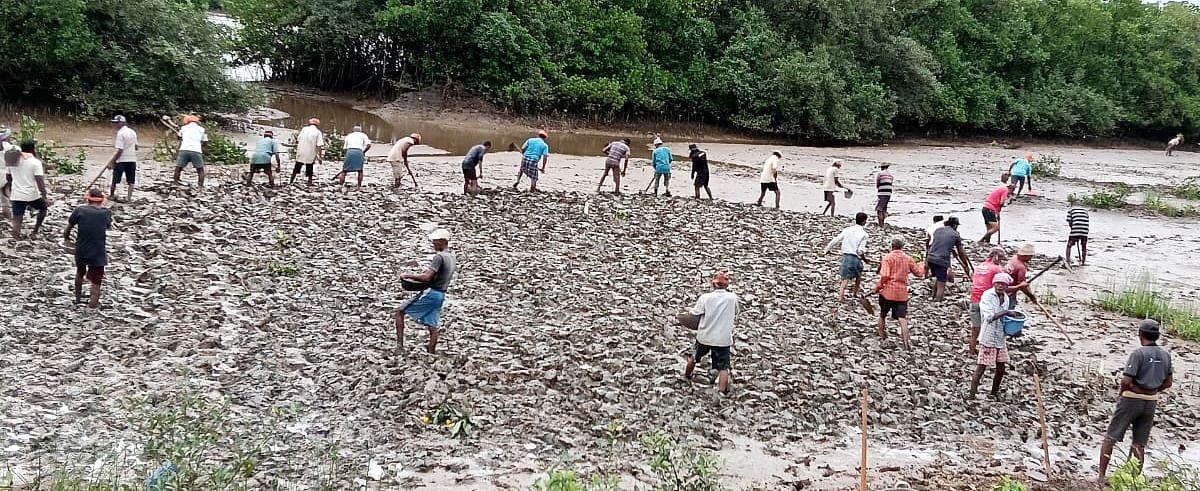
[1007,153,1033,197]
[513,129,550,192]
[245,130,282,187]
[650,138,672,196]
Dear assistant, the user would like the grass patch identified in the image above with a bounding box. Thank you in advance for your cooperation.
[1144,193,1199,217]
[1031,155,1062,178]
[265,230,301,277]
[1068,184,1132,209]
[1169,177,1200,200]
[1094,274,1200,340]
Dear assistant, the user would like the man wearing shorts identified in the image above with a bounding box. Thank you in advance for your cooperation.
[246,130,281,187]
[1166,134,1183,156]
[968,248,1007,354]
[6,141,51,240]
[387,133,420,188]
[875,163,894,227]
[971,273,1017,399]
[64,188,112,309]
[107,115,137,202]
[1066,204,1089,266]
[396,229,456,353]
[650,138,672,196]
[1098,320,1173,482]
[173,115,207,187]
[689,144,712,200]
[514,130,549,192]
[462,141,491,195]
[824,212,871,304]
[1007,154,1033,196]
[873,236,925,349]
[980,175,1014,244]
[821,160,845,216]
[597,138,630,194]
[756,151,783,208]
[927,216,973,301]
[683,271,738,394]
[291,118,324,188]
[336,125,371,189]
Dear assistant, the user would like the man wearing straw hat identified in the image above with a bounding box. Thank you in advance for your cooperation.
[63,188,113,309]
[291,118,324,188]
[1098,319,1174,482]
[1005,243,1037,309]
[396,229,456,353]
[173,115,208,187]
[971,272,1019,399]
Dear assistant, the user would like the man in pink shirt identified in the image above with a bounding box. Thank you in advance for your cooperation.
[979,173,1015,244]
[968,247,1007,354]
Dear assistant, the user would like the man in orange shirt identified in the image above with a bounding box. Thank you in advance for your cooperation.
[873,236,926,349]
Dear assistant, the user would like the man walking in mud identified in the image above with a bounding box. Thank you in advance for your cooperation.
[824,212,871,304]
[821,160,847,216]
[968,248,1007,354]
[462,141,490,195]
[106,115,137,202]
[873,236,924,349]
[0,128,14,219]
[1098,320,1173,483]
[396,229,456,353]
[650,138,672,196]
[246,130,281,187]
[1007,154,1033,197]
[875,163,894,227]
[388,133,420,188]
[334,125,371,189]
[971,273,1018,399]
[756,151,782,208]
[683,271,738,394]
[927,216,973,301]
[597,138,630,194]
[64,188,113,308]
[1005,243,1037,309]
[689,144,712,200]
[513,130,549,192]
[979,174,1015,244]
[6,141,51,240]
[1166,134,1183,156]
[173,115,207,187]
[291,118,324,188]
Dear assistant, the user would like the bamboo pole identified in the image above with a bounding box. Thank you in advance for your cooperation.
[1033,373,1052,479]
[1034,299,1074,346]
[860,387,869,491]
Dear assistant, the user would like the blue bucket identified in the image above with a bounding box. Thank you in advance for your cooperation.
[1003,310,1028,336]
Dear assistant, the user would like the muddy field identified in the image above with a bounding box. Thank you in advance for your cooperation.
[1,97,1198,489]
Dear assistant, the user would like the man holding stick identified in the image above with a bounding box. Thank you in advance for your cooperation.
[106,115,137,202]
[387,133,421,188]
[598,138,630,194]
[1098,320,1174,482]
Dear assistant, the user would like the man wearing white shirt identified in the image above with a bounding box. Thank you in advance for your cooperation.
[291,118,324,187]
[821,160,847,216]
[173,115,208,187]
[5,141,52,240]
[824,212,871,304]
[683,271,738,394]
[756,151,783,209]
[335,125,371,189]
[0,127,15,219]
[107,115,138,202]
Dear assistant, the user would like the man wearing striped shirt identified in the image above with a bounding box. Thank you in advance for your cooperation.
[875,163,894,227]
[1067,204,1090,266]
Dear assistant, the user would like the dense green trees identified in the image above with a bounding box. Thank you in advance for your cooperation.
[0,0,253,117]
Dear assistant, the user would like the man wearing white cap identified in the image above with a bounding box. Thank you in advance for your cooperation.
[650,137,672,196]
[821,160,847,216]
[971,272,1018,399]
[107,115,138,202]
[388,133,421,188]
[396,228,456,353]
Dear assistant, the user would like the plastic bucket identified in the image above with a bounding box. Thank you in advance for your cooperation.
[1003,310,1028,336]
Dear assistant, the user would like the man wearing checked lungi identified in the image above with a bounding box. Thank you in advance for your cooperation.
[396,229,457,353]
[512,129,550,192]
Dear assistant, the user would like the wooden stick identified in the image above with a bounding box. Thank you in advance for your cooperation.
[1033,373,1052,480]
[85,167,108,190]
[860,387,868,491]
[1034,299,1074,346]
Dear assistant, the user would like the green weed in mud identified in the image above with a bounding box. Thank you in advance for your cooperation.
[991,476,1027,491]
[1094,273,1200,341]
[1108,457,1200,491]
[1032,155,1062,178]
[17,115,85,175]
[1144,193,1199,217]
[1169,177,1200,200]
[1068,185,1131,209]
[529,461,619,491]
[641,433,727,491]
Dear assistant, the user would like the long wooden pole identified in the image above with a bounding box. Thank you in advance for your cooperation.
[1033,373,1052,479]
[1034,299,1074,346]
[860,387,868,491]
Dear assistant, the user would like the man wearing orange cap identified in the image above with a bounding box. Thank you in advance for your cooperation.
[513,129,549,192]
[387,133,420,188]
[682,271,739,394]
[63,188,113,309]
[1007,153,1033,197]
[246,130,281,187]
[291,118,324,187]
[173,115,208,187]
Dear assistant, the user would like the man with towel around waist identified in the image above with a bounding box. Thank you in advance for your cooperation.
[1098,320,1174,482]
[336,126,371,189]
[396,229,456,353]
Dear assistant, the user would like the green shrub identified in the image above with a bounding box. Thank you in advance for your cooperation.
[529,463,619,491]
[1095,273,1200,340]
[1108,457,1200,491]
[640,433,727,491]
[17,115,85,175]
[1169,177,1200,200]
[1068,184,1131,209]
[1032,155,1062,178]
[991,476,1027,491]
[1144,193,1199,217]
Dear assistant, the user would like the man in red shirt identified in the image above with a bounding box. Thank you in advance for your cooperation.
[1005,243,1038,309]
[980,174,1015,244]
[873,236,925,349]
[968,248,1008,354]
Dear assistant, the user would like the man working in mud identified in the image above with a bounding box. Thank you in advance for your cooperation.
[820,160,847,216]
[63,188,113,308]
[462,141,490,195]
[1005,243,1037,309]
[173,115,207,187]
[927,216,973,301]
[683,271,738,394]
[756,151,782,208]
[689,144,712,200]
[106,115,137,202]
[968,248,1007,354]
[824,212,871,304]
[971,273,1017,399]
[245,130,281,187]
[291,118,324,187]
[1,129,16,219]
[1066,202,1089,266]
[396,229,456,353]
[979,174,1014,244]
[873,236,924,349]
[1098,320,1174,482]
[1166,133,1183,156]
[597,138,630,194]
[875,163,894,227]
[650,137,672,196]
[513,130,549,192]
[1007,154,1033,197]
[335,125,371,189]
[924,215,944,265]
[387,132,420,188]
[5,141,51,240]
